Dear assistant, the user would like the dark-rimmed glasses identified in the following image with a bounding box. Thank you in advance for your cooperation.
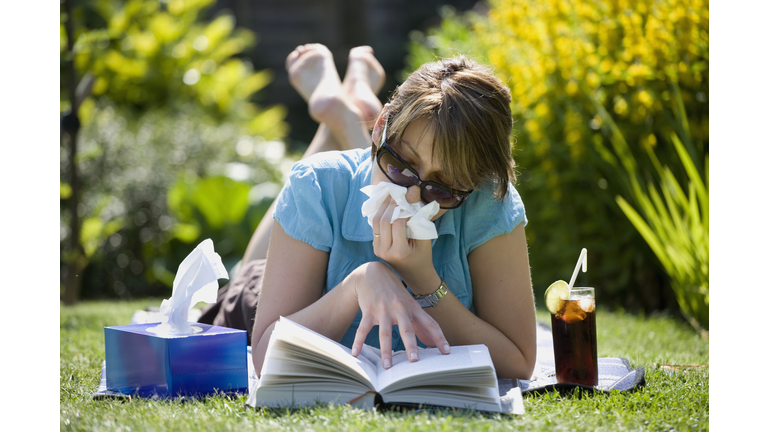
[375,119,473,209]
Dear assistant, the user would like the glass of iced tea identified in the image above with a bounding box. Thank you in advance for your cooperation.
[549,287,597,386]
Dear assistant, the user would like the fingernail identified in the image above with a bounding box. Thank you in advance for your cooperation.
[443,344,451,354]
[410,352,419,361]
[351,347,358,356]
[384,358,391,369]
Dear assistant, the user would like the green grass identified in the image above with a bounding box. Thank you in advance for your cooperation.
[61,300,708,431]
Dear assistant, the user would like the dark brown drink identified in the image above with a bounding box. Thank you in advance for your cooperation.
[550,288,597,386]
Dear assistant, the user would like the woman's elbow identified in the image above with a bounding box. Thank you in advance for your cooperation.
[520,344,537,380]
[497,343,537,380]
[251,321,276,377]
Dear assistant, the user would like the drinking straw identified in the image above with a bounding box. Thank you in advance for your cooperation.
[568,248,587,290]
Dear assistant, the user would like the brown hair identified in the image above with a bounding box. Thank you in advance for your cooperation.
[381,55,516,199]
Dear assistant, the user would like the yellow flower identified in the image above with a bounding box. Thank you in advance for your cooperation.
[638,90,654,107]
[566,81,579,96]
[534,103,550,118]
[613,97,629,116]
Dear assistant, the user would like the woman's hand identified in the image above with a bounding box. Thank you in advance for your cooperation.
[348,262,450,369]
[371,197,439,293]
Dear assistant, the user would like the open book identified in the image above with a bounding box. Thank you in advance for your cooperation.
[248,317,503,412]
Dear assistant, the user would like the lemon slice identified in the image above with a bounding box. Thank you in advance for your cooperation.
[545,280,570,314]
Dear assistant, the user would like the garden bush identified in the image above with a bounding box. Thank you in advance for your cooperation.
[60,0,295,301]
[405,0,708,321]
[66,101,294,300]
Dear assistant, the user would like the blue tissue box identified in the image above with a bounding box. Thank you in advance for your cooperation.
[104,323,248,398]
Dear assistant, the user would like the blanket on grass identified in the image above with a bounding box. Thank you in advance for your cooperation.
[518,323,645,394]
[93,320,644,403]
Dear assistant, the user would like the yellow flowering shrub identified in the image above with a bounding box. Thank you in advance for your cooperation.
[406,1,709,311]
[483,0,708,151]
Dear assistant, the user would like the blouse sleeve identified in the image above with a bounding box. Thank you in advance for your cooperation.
[273,161,334,252]
[463,182,527,255]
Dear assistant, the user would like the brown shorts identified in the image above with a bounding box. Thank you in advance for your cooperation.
[197,259,265,345]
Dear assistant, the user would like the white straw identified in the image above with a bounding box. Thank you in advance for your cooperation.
[568,248,588,290]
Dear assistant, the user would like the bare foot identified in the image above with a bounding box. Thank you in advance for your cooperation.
[286,44,370,150]
[343,46,386,129]
[285,44,341,114]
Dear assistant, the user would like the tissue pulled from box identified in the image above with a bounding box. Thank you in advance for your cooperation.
[360,182,439,240]
[151,239,228,336]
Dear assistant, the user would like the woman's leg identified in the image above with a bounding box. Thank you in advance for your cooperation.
[242,125,335,263]
[242,44,386,263]
[343,46,385,129]
[286,44,370,151]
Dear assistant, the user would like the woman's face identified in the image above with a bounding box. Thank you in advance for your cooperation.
[371,117,454,221]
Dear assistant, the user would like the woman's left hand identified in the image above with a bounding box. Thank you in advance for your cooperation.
[371,197,439,291]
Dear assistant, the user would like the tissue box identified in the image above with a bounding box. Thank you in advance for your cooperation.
[104,323,248,398]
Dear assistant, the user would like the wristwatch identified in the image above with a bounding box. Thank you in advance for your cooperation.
[410,278,449,308]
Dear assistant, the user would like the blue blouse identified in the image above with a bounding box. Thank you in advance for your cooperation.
[273,148,527,351]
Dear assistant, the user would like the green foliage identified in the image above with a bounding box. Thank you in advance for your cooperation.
[60,0,295,300]
[405,0,709,316]
[612,95,708,330]
[61,301,709,431]
[403,6,483,82]
[66,0,287,139]
[64,100,292,299]
[157,171,281,285]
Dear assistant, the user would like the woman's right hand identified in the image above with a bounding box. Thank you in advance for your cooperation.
[348,262,451,369]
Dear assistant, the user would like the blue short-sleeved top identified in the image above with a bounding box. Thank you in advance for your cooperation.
[273,148,527,351]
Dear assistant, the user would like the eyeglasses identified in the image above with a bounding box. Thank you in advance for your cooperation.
[375,118,473,209]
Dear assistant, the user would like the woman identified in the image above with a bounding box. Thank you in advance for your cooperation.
[203,44,536,380]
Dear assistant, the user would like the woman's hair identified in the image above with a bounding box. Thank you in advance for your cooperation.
[381,55,516,199]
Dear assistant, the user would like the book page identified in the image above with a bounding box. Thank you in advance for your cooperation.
[377,345,496,392]
[270,317,379,388]
[358,344,382,369]
[381,388,502,413]
[261,347,366,385]
[256,382,375,408]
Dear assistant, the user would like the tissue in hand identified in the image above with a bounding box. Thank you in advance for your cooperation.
[104,239,248,398]
[360,182,440,240]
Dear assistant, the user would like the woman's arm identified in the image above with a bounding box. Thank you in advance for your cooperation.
[391,222,536,380]
[465,222,536,379]
[251,220,450,375]
[370,191,536,379]
[251,221,355,375]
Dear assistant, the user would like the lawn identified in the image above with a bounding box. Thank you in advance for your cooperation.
[60,299,708,431]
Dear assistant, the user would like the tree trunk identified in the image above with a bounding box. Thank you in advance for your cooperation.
[62,0,84,305]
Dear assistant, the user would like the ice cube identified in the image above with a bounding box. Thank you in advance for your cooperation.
[578,297,595,313]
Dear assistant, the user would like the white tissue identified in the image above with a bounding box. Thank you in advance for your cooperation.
[360,182,440,240]
[149,238,228,336]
